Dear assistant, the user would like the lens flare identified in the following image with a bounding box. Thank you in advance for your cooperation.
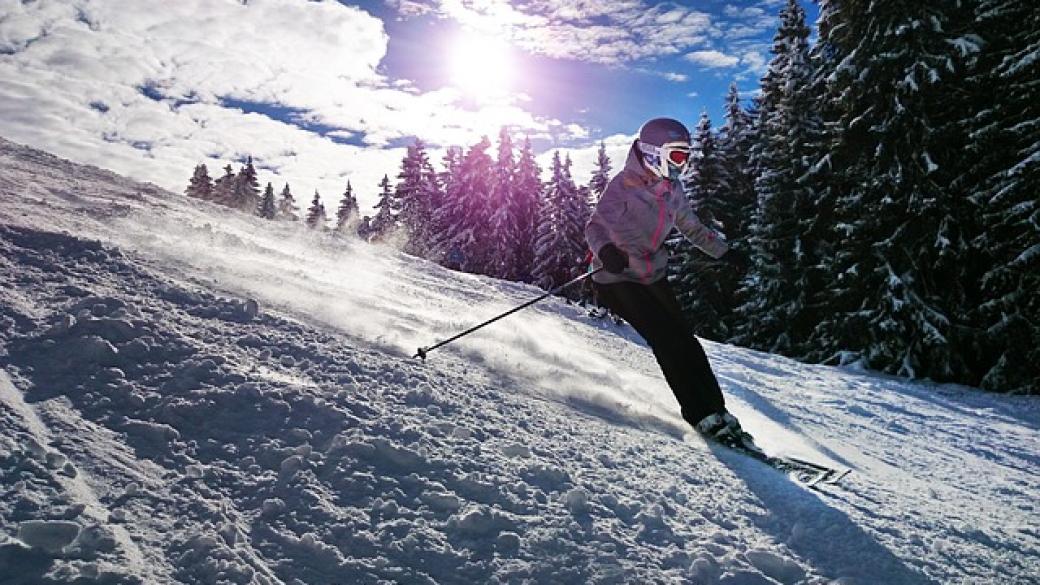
[450,33,513,101]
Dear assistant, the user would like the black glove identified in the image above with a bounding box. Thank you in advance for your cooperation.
[721,248,749,272]
[598,243,629,274]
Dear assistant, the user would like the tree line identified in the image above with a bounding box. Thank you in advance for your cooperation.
[184,131,609,298]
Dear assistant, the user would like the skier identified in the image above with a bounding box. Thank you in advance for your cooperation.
[585,117,750,446]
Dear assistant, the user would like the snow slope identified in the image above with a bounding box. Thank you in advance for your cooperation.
[0,135,1037,584]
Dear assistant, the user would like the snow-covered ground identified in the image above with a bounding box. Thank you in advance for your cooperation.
[0,135,1037,584]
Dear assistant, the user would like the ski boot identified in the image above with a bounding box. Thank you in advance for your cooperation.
[695,411,765,457]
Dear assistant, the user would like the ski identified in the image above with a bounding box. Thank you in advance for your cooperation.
[711,435,852,488]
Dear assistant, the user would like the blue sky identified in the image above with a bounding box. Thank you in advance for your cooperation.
[376,0,806,147]
[0,0,815,210]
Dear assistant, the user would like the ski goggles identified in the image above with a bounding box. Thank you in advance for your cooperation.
[639,140,692,178]
[664,143,691,165]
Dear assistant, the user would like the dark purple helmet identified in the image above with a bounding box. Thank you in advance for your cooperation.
[637,118,692,180]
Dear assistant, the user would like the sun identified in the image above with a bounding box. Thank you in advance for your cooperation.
[449,33,513,101]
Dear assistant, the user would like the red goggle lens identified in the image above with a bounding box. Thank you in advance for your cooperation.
[668,150,690,164]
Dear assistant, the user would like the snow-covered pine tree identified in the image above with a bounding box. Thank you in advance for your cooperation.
[432,146,464,267]
[305,191,327,230]
[959,0,1040,393]
[672,112,736,341]
[185,164,213,200]
[533,152,587,296]
[558,151,583,289]
[513,136,542,282]
[487,128,519,280]
[563,156,592,289]
[717,83,756,245]
[796,0,856,363]
[335,181,360,232]
[211,165,237,207]
[418,146,443,255]
[714,84,758,335]
[532,154,563,292]
[809,0,973,382]
[230,156,261,212]
[577,185,593,224]
[432,138,494,274]
[737,0,822,355]
[564,155,592,232]
[368,175,396,241]
[257,182,277,220]
[589,141,611,201]
[278,183,299,221]
[394,140,440,257]
[394,143,423,247]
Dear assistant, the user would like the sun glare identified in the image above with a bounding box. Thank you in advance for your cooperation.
[450,33,513,101]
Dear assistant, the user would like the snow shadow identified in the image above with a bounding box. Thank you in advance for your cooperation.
[0,542,55,585]
[843,369,1040,430]
[714,447,938,585]
[716,371,854,470]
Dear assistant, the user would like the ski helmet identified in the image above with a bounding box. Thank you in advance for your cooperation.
[637,117,691,181]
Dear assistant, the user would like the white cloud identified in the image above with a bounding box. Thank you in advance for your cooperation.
[740,50,769,76]
[684,50,740,68]
[723,5,765,19]
[566,123,590,139]
[537,132,634,188]
[0,0,569,211]
[394,0,714,64]
[633,67,689,82]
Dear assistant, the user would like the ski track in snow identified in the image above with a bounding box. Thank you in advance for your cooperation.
[0,136,1038,584]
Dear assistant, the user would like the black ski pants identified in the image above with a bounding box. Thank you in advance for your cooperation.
[594,277,726,426]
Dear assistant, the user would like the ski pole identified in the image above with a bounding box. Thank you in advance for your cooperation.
[414,268,603,361]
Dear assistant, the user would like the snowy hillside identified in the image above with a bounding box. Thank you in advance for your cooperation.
[0,135,1037,584]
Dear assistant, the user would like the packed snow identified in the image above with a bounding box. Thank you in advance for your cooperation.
[0,136,1038,584]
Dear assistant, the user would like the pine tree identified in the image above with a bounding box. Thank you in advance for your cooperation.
[563,154,592,232]
[589,141,611,201]
[335,181,360,232]
[513,136,542,282]
[257,182,277,220]
[737,0,825,355]
[305,191,327,229]
[533,152,587,296]
[959,0,1040,393]
[433,146,465,267]
[368,175,396,241]
[532,154,563,291]
[809,0,973,381]
[278,183,299,221]
[211,165,237,207]
[714,83,759,337]
[230,156,261,212]
[432,137,494,274]
[673,113,737,341]
[487,127,519,279]
[797,0,856,362]
[185,164,213,200]
[394,140,440,255]
[717,83,756,246]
